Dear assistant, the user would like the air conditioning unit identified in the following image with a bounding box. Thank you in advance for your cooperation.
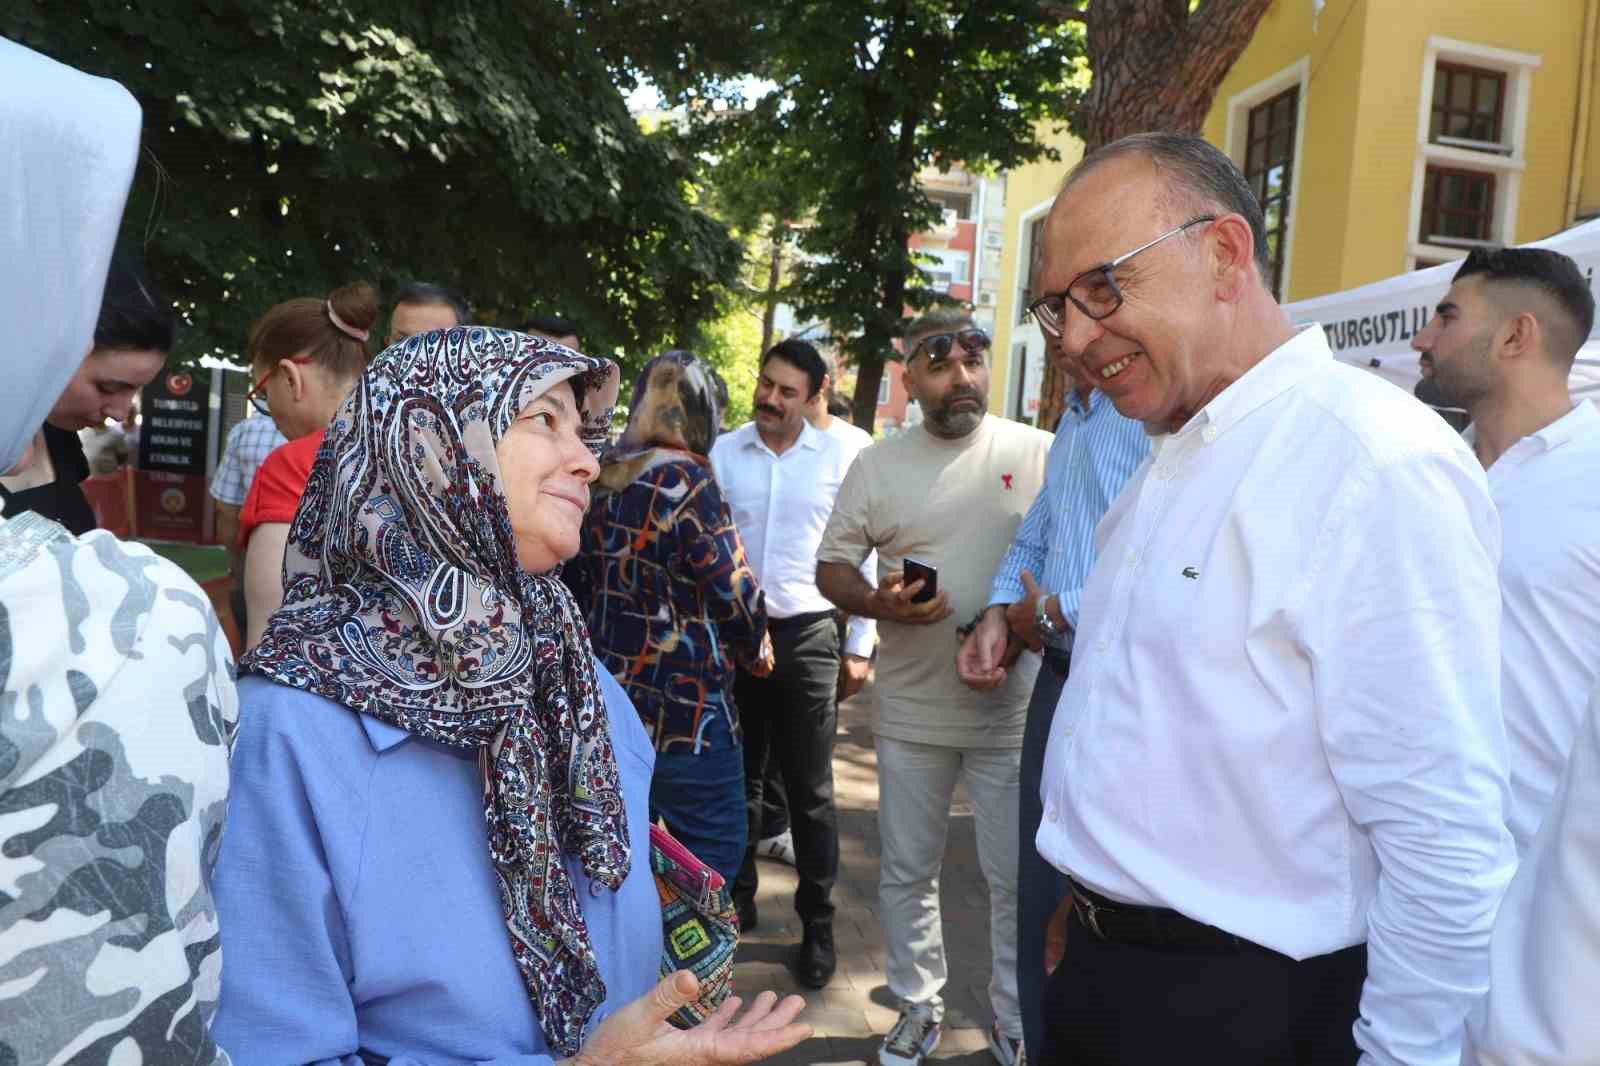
[982,229,1004,249]
[976,291,997,307]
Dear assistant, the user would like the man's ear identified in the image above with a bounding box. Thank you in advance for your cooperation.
[1210,214,1259,302]
[1499,311,1542,362]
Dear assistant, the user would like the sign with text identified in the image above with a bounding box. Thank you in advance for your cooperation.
[138,368,213,477]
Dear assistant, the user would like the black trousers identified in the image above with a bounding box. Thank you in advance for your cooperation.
[1038,908,1367,1066]
[732,612,840,925]
[1018,649,1070,1058]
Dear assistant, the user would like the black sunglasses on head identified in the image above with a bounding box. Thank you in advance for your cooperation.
[913,328,991,363]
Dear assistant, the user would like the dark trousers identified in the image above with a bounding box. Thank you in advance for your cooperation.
[1018,649,1070,1057]
[758,769,789,839]
[1038,908,1367,1066]
[732,612,840,925]
[651,744,747,885]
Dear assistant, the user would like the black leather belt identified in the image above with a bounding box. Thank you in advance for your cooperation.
[1067,878,1282,957]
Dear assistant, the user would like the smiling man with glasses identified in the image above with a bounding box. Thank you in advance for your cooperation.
[1028,133,1513,1066]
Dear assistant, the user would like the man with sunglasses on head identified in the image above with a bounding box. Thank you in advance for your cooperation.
[816,308,1051,1066]
[1027,133,1513,1066]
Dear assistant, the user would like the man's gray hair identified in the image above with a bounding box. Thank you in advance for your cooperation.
[1066,132,1272,280]
[903,307,977,352]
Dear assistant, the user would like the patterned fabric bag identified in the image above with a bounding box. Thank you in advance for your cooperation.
[651,821,740,1028]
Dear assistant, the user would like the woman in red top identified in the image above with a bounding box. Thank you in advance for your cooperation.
[239,281,376,647]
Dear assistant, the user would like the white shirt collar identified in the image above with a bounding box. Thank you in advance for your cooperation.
[1150,324,1331,447]
[737,418,823,455]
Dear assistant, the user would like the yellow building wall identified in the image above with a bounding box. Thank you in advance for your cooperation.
[1205,0,1591,301]
[990,0,1595,416]
[988,126,1083,416]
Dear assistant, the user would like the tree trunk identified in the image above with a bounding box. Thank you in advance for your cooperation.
[759,223,784,357]
[1035,0,1273,430]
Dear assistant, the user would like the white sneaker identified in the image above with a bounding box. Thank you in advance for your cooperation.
[986,1022,1023,1066]
[755,828,796,866]
[878,1003,942,1066]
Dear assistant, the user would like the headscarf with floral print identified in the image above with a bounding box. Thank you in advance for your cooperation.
[243,327,627,1055]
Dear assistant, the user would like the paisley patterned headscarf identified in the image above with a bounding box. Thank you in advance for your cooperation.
[596,349,722,495]
[242,327,626,1055]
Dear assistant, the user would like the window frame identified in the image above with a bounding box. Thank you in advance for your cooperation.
[1405,37,1541,271]
[1223,58,1308,300]
[1430,62,1508,151]
[1242,84,1299,298]
[1420,166,1497,246]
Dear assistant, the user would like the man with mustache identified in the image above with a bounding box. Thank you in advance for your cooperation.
[712,338,877,988]
[816,309,1052,1066]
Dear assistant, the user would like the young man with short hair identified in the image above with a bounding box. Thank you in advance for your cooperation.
[1412,246,1600,854]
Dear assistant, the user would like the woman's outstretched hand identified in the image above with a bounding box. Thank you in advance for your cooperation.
[563,970,811,1066]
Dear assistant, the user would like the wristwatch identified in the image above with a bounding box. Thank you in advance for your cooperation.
[1036,595,1064,639]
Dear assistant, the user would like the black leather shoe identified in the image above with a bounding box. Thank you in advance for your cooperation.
[735,895,758,934]
[796,922,836,988]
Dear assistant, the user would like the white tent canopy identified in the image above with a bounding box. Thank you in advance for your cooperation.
[1284,217,1600,401]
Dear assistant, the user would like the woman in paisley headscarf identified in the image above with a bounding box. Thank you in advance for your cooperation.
[566,350,769,885]
[212,328,808,1065]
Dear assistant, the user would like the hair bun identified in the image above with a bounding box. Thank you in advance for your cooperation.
[327,281,379,335]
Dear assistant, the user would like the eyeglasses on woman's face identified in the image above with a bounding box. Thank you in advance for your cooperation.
[245,355,314,417]
[1026,215,1217,337]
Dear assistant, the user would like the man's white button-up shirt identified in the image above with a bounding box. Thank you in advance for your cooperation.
[711,420,875,657]
[1038,325,1515,1066]
[1479,400,1600,854]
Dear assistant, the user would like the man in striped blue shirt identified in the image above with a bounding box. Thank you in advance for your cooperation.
[957,361,1148,1060]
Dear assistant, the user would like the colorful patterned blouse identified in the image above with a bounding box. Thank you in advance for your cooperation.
[568,456,766,754]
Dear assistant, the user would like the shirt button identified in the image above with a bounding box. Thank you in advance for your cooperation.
[1125,551,1138,567]
[589,880,605,897]
[1096,639,1108,653]
[1202,425,1218,444]
[1046,806,1058,823]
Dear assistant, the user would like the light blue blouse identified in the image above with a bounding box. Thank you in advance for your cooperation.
[212,662,662,1065]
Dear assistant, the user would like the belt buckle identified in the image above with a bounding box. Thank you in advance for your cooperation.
[1071,886,1108,940]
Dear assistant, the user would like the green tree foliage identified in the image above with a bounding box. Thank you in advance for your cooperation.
[3,0,742,372]
[684,1,1081,430]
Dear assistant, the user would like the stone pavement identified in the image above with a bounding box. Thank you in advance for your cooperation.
[733,691,1004,1066]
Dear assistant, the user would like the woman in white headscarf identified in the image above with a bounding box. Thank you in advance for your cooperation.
[0,41,238,1065]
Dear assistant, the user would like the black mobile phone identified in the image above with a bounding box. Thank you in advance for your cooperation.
[903,557,938,604]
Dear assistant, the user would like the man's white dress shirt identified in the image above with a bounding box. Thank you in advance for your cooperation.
[1038,326,1516,1066]
[1479,400,1600,854]
[1463,679,1600,1065]
[711,420,875,658]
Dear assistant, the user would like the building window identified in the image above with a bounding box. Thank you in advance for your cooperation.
[1406,38,1541,269]
[1430,63,1507,149]
[877,372,891,406]
[1243,86,1298,297]
[1019,215,1047,323]
[1420,166,1496,245]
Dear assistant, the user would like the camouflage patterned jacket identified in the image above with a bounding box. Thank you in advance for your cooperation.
[0,512,238,1064]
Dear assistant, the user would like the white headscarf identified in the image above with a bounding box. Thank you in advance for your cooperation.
[0,38,142,469]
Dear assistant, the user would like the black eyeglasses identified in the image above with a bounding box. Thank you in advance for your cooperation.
[911,328,992,363]
[1026,215,1216,336]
